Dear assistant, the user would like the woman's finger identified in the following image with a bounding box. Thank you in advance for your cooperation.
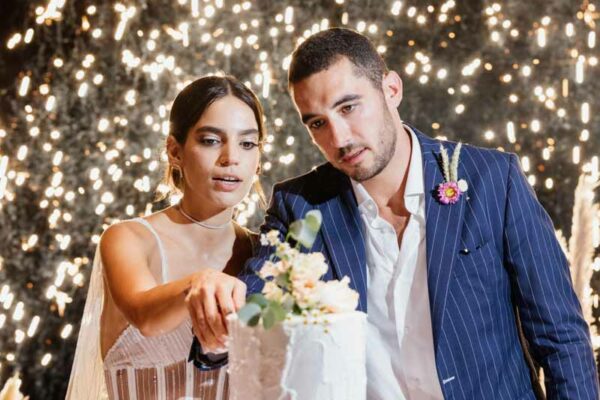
[186,290,210,349]
[232,280,247,311]
[216,283,236,334]
[201,285,227,343]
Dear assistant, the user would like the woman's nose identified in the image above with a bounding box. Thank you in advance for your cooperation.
[217,142,240,166]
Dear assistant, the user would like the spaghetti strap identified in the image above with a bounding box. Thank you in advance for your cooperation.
[131,218,169,283]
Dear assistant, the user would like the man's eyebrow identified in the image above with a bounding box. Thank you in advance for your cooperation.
[301,113,317,125]
[331,94,362,109]
[301,94,362,125]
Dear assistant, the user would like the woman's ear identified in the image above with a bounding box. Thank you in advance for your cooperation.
[381,71,403,109]
[166,135,183,167]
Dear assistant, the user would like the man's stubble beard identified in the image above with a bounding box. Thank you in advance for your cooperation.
[348,107,397,182]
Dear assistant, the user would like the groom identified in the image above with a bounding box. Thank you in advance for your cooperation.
[191,28,599,399]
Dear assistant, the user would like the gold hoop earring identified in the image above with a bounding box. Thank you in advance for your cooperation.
[173,165,184,182]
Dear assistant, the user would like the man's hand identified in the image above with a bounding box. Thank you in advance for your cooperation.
[185,269,246,352]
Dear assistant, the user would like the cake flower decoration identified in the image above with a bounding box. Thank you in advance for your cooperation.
[238,210,359,329]
[437,142,468,205]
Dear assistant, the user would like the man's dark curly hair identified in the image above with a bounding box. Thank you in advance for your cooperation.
[288,28,388,90]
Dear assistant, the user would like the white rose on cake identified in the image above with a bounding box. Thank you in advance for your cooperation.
[316,276,359,313]
[289,252,327,282]
[263,281,284,302]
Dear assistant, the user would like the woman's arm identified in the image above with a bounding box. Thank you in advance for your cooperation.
[101,222,244,346]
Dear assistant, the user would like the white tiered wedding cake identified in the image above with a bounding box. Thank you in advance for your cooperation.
[227,211,366,400]
[228,312,366,400]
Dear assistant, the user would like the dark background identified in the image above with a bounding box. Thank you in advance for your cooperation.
[0,0,598,397]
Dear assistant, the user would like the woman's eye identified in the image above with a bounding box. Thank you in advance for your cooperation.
[241,141,259,150]
[201,137,220,146]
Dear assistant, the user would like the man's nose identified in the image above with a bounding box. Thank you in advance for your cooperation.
[329,121,352,149]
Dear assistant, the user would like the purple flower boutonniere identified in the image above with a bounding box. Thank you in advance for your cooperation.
[437,142,468,205]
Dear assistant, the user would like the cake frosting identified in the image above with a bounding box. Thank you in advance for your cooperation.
[227,311,366,400]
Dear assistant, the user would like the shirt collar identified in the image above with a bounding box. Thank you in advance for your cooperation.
[404,125,424,197]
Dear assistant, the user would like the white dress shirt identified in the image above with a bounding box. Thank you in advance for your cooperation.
[352,126,444,400]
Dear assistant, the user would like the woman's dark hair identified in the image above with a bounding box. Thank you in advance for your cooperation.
[288,28,388,90]
[157,75,266,201]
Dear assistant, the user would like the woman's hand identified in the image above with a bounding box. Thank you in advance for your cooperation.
[185,269,246,352]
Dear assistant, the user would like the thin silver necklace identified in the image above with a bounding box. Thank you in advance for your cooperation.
[177,203,231,230]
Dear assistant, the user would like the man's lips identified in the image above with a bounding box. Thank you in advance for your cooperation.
[340,148,367,165]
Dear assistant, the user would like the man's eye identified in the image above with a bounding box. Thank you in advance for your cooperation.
[310,120,325,130]
[341,104,356,113]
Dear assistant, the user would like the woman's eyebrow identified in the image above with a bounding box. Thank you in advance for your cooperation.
[194,126,259,136]
[194,125,224,134]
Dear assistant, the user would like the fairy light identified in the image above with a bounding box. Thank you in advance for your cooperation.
[573,146,581,164]
[576,56,585,83]
[60,324,73,339]
[506,122,516,143]
[522,156,531,172]
[41,353,52,366]
[27,316,40,337]
[114,4,136,41]
[581,102,590,123]
[566,22,575,36]
[18,76,30,97]
[581,129,590,141]
[391,1,403,15]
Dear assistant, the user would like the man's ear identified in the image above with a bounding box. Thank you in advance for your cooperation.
[381,71,403,109]
[166,135,183,167]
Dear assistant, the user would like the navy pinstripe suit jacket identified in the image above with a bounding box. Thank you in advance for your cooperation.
[239,127,599,399]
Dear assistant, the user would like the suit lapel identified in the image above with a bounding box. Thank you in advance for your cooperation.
[316,167,368,312]
[417,130,467,350]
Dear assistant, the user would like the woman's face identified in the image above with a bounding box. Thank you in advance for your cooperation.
[176,95,261,209]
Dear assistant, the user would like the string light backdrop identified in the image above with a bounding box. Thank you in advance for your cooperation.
[0,0,598,397]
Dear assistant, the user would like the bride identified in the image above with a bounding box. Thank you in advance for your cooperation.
[66,75,264,399]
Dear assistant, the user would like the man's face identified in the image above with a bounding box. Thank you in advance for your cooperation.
[291,57,398,181]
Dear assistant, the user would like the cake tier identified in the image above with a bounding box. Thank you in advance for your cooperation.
[228,311,366,400]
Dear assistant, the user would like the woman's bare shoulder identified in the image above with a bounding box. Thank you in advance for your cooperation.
[100,218,156,258]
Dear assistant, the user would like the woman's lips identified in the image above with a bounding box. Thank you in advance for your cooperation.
[212,177,242,192]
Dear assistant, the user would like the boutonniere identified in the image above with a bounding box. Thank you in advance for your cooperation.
[437,142,469,204]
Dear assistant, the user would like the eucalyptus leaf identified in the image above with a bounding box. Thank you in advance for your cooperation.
[293,304,303,315]
[288,219,318,249]
[269,300,287,322]
[282,293,295,312]
[262,306,276,329]
[275,272,290,288]
[247,293,269,308]
[248,313,261,326]
[304,210,323,233]
[288,220,304,240]
[238,303,262,326]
